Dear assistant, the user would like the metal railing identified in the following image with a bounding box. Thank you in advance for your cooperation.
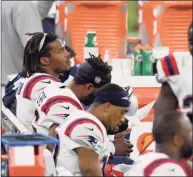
[1,104,29,134]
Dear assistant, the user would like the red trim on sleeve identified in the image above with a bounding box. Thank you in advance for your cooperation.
[64,118,104,142]
[168,54,180,75]
[23,75,58,99]
[144,158,188,176]
[41,95,84,115]
[160,58,170,77]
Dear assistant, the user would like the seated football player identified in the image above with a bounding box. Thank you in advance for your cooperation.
[55,83,131,176]
[124,111,192,176]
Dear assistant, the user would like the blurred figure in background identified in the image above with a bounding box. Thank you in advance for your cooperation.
[35,1,56,33]
[1,1,43,87]
[36,1,55,20]
[154,22,193,121]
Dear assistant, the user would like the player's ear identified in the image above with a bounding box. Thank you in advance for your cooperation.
[103,102,111,114]
[40,57,49,66]
[85,83,94,94]
[173,134,183,147]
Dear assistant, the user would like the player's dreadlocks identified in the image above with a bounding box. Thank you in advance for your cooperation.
[85,53,112,75]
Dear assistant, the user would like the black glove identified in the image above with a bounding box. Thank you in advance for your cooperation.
[107,119,129,135]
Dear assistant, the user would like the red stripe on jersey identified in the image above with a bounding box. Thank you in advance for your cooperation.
[180,158,193,177]
[160,58,170,77]
[64,118,104,142]
[168,54,180,75]
[41,95,84,115]
[23,75,58,99]
[144,158,188,176]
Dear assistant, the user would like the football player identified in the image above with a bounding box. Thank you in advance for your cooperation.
[125,112,192,176]
[16,32,75,131]
[55,83,130,176]
[154,22,193,120]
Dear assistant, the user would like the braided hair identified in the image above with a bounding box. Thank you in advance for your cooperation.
[85,53,112,75]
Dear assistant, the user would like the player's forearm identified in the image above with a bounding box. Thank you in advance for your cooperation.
[154,83,178,121]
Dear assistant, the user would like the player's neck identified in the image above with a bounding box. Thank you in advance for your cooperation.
[43,69,60,79]
[88,107,107,126]
[156,144,181,162]
[67,81,83,99]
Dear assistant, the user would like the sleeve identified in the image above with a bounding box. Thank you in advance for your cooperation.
[12,1,43,47]
[38,92,84,129]
[41,102,79,129]
[156,53,180,83]
[156,58,168,83]
[108,135,115,142]
[107,135,116,155]
[24,76,58,101]
[107,141,116,155]
[143,160,188,176]
[150,163,188,176]
[59,119,105,155]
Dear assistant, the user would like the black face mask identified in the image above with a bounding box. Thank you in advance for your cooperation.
[180,138,193,159]
[80,92,96,106]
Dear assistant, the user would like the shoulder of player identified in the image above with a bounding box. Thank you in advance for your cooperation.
[59,111,106,136]
[21,73,59,99]
[43,82,65,94]
[153,162,188,176]
[44,83,75,97]
[39,88,84,113]
[143,156,188,176]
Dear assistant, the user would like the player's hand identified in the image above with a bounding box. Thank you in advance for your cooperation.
[107,119,129,135]
[114,138,133,156]
[114,128,131,140]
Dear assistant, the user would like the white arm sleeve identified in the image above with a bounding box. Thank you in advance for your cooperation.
[108,141,116,155]
[156,59,168,83]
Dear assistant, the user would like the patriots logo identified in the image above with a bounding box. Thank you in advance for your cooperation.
[95,76,101,84]
[78,135,98,145]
